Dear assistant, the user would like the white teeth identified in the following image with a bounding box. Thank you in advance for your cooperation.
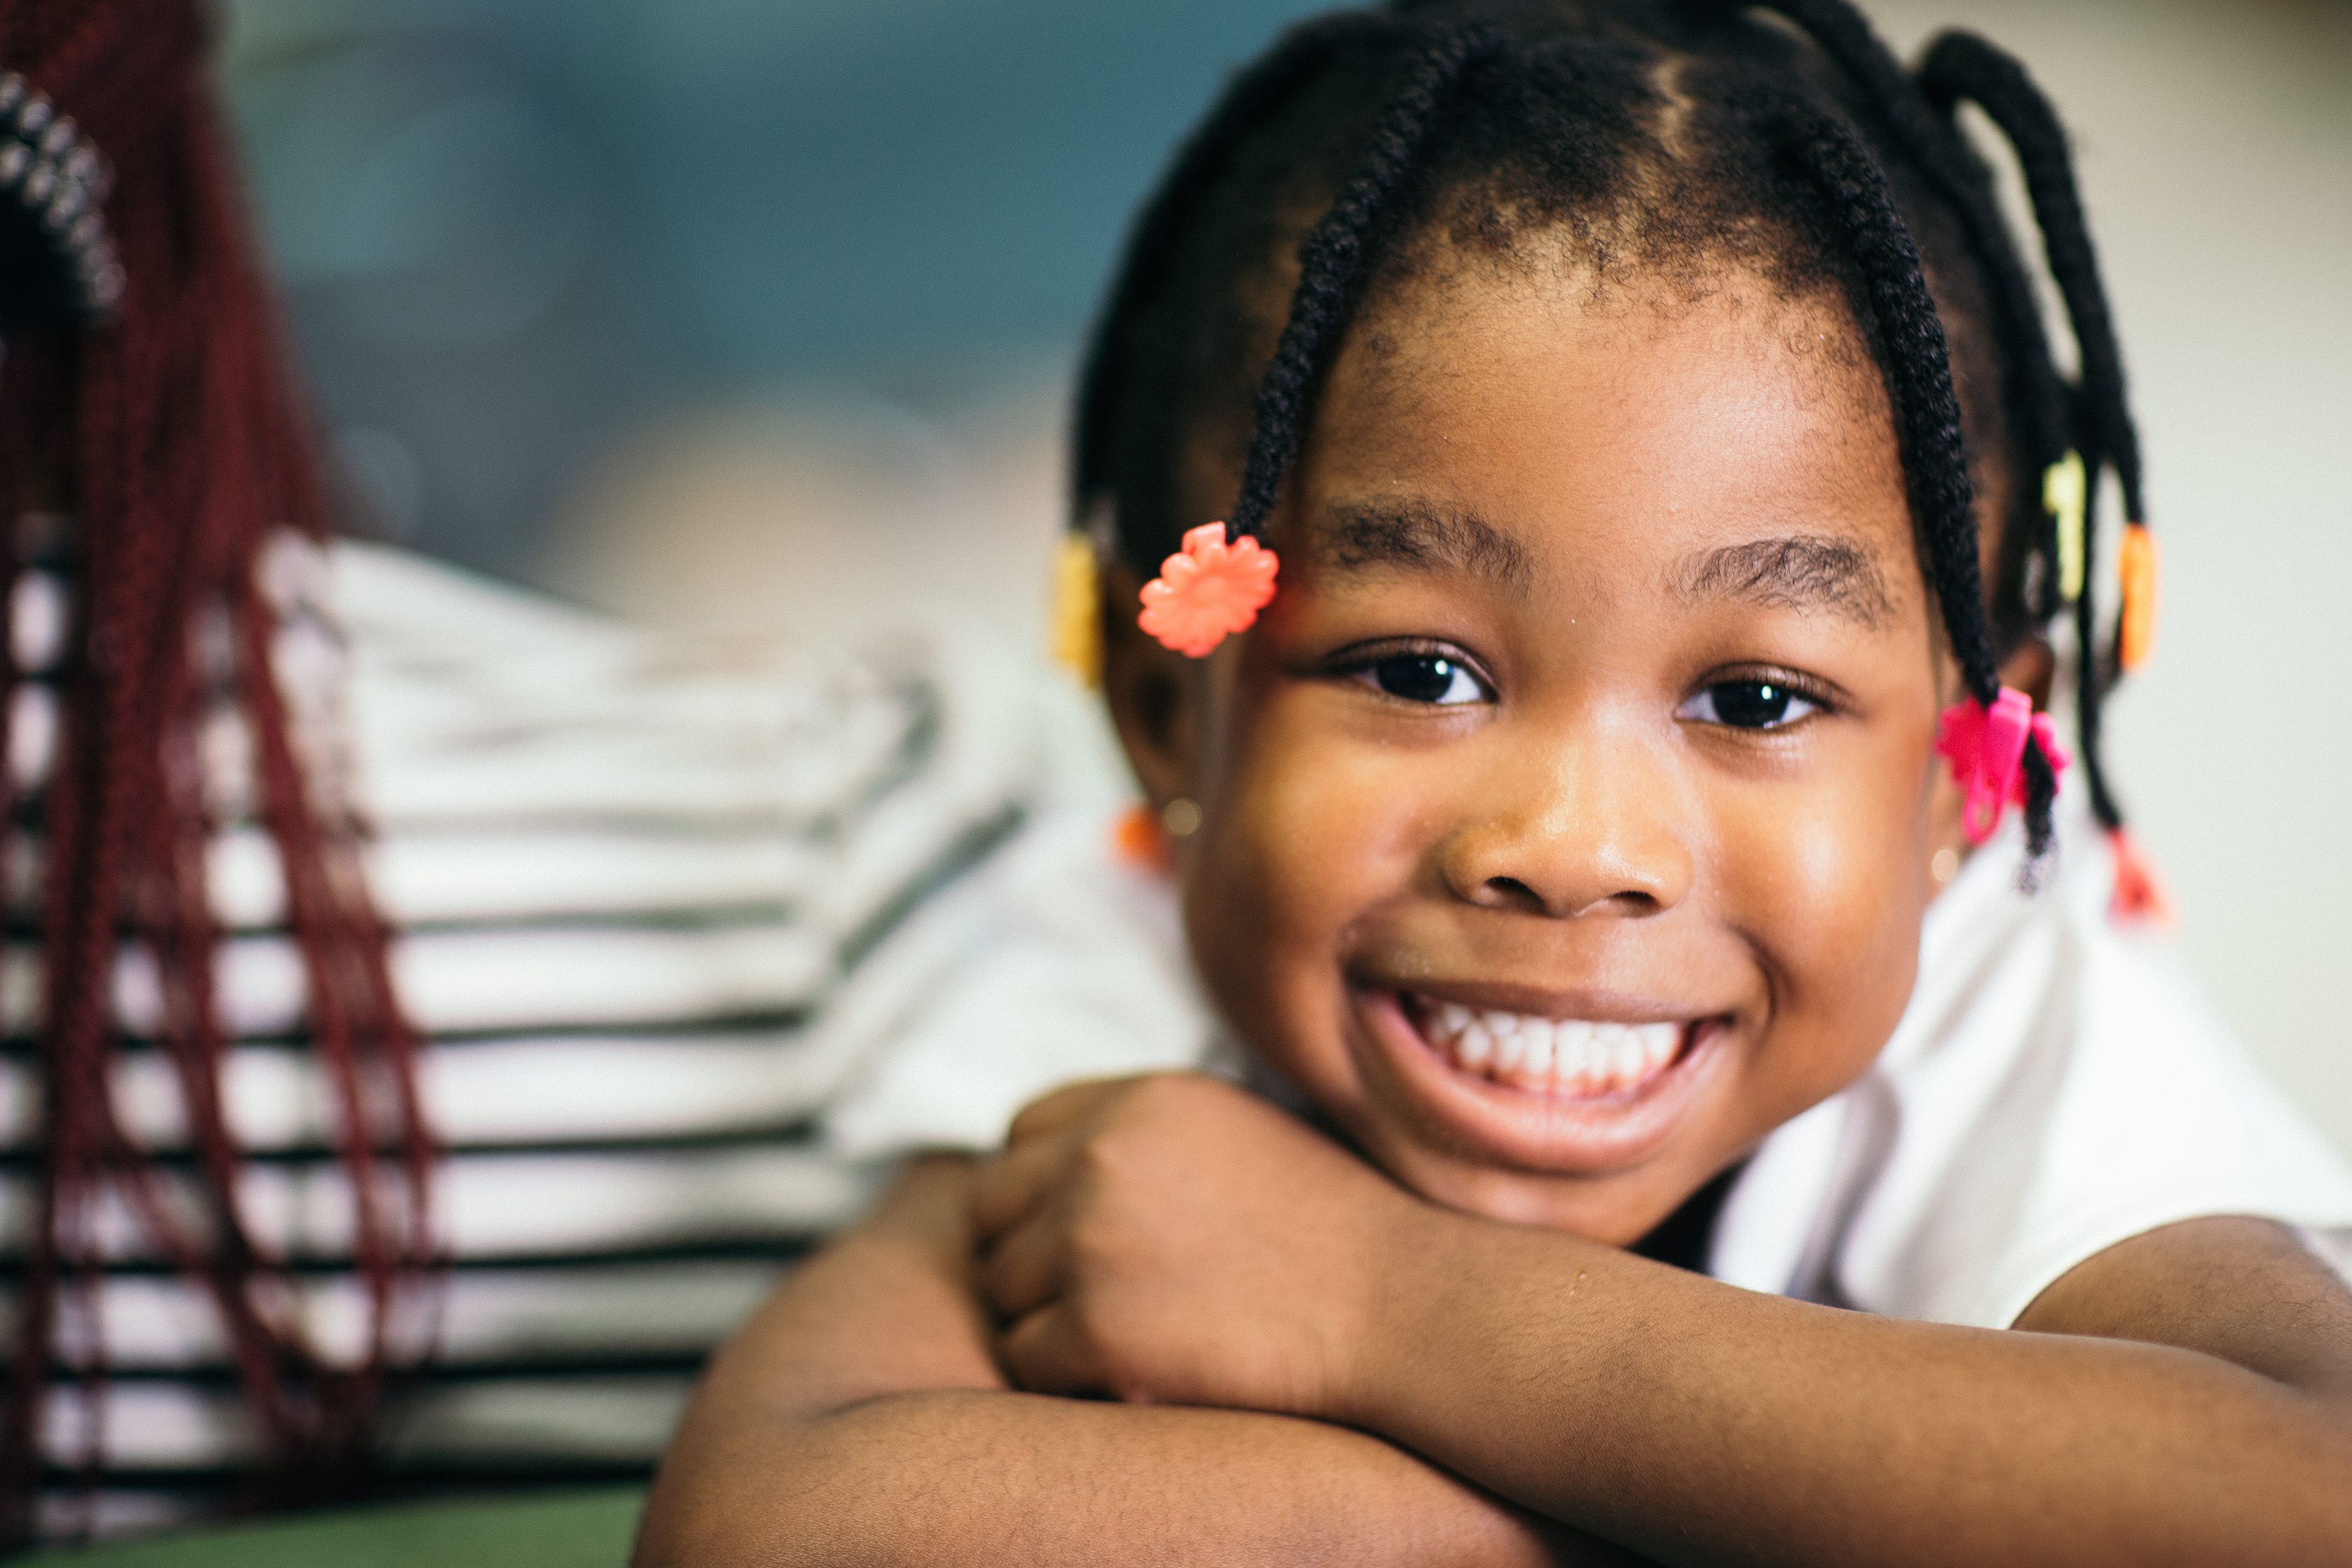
[1520,1026,1554,1079]
[1562,1020,1599,1081]
[1592,1025,1627,1086]
[1618,1032,1648,1086]
[1419,999,1681,1096]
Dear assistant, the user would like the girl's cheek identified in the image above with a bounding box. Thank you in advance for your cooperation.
[1728,748,1928,1074]
[1184,701,1408,1059]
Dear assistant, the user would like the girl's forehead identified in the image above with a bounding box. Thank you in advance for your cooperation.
[1256,262,1924,633]
[1343,255,1885,419]
[1307,265,1909,538]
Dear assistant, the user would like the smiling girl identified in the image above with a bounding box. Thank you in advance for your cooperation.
[637,3,2352,1562]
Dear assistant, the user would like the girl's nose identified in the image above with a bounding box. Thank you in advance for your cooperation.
[1437,734,1694,919]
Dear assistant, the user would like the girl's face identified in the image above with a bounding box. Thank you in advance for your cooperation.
[1116,262,1953,1244]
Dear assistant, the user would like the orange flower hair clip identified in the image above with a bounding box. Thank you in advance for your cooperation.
[1138,522,1280,657]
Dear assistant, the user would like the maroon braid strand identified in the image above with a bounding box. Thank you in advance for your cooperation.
[0,0,434,1540]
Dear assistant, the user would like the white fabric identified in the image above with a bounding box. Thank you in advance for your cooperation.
[1709,808,2352,1326]
[827,793,2352,1329]
[825,804,1212,1158]
[4,538,1121,1513]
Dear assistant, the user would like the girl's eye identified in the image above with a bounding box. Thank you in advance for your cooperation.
[1678,678,1822,729]
[1354,652,1488,706]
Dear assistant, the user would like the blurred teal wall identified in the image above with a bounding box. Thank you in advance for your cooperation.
[221,0,1334,577]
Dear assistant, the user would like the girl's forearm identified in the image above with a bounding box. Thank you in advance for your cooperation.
[648,1386,1591,1568]
[1349,1212,2352,1568]
[636,1158,1618,1568]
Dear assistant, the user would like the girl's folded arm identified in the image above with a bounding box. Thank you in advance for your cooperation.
[631,1156,1630,1568]
[1343,1203,2352,1568]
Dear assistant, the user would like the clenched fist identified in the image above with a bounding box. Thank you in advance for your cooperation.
[972,1072,1426,1422]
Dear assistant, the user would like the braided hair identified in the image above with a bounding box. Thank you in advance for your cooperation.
[1076,0,2153,864]
[0,0,430,1540]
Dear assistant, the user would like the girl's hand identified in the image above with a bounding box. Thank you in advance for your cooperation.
[645,1136,1601,1568]
[971,1072,1419,1422]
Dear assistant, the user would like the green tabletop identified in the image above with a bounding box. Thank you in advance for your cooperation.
[27,1488,645,1567]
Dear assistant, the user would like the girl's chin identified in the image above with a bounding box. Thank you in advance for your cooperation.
[1348,986,1733,1182]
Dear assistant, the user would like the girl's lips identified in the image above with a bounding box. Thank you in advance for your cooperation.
[1352,987,1730,1175]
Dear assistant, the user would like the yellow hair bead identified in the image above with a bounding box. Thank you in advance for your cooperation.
[2044,450,2087,603]
[1051,533,1104,689]
[2118,523,2158,671]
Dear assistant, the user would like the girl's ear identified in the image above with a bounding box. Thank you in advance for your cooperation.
[1100,561,1207,807]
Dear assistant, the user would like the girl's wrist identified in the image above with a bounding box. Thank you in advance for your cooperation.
[855,1152,981,1257]
[1338,1193,1504,1431]
[1341,1199,1625,1447]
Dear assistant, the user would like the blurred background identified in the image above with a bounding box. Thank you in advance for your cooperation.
[216,0,2351,1156]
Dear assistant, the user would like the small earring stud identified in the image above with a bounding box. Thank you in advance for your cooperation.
[1931,847,1960,885]
[1161,797,1203,838]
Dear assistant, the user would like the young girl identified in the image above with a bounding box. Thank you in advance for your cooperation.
[639,1,2352,1561]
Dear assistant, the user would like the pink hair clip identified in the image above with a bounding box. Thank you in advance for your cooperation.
[1138,522,1280,658]
[1935,686,2069,845]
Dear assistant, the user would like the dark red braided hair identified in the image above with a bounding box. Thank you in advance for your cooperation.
[0,0,433,1541]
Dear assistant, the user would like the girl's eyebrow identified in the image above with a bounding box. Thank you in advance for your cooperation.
[1313,503,1891,628]
[1313,499,1534,592]
[1672,536,1896,628]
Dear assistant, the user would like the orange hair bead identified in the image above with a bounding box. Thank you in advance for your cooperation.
[2118,524,2159,671]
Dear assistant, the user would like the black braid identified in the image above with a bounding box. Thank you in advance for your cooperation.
[1732,95,1979,678]
[1072,8,1404,517]
[1737,86,2058,855]
[1920,30,2143,834]
[1227,22,1506,541]
[1722,0,2071,622]
[1715,2,2071,858]
[1919,33,2142,524]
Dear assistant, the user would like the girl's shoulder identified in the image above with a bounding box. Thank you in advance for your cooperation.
[1714,813,2352,1329]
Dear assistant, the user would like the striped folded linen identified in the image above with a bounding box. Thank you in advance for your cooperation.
[4,538,1130,1539]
